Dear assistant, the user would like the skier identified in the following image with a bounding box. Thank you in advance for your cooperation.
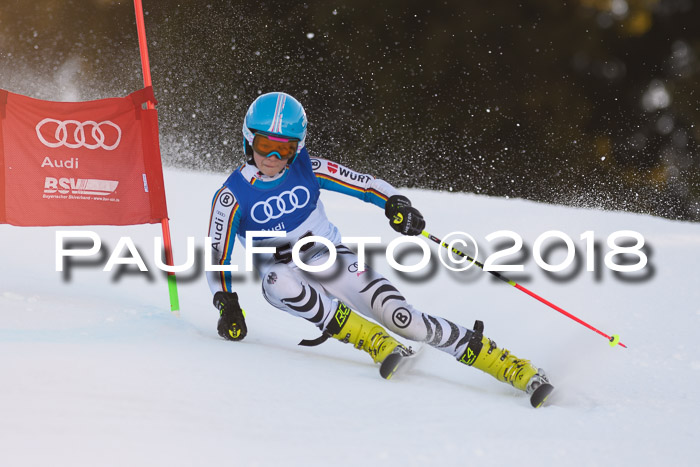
[206,92,551,401]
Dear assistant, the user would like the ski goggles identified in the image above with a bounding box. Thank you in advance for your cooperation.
[252,133,299,160]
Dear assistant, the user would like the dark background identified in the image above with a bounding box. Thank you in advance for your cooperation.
[1,0,699,221]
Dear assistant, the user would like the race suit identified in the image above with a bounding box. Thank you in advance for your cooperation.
[206,148,473,358]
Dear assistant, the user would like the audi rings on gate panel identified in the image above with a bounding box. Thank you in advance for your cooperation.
[35,118,122,151]
[250,186,311,223]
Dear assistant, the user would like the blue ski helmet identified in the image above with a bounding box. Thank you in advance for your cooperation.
[242,92,307,158]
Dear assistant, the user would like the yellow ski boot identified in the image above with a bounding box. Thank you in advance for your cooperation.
[458,320,547,394]
[326,303,407,364]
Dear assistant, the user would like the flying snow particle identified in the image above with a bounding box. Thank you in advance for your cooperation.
[642,80,671,112]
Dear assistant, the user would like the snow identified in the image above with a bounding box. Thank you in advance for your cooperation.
[1,167,699,466]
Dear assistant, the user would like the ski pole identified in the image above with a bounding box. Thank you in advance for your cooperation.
[421,230,627,348]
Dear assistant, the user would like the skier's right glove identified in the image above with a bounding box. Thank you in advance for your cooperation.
[214,291,247,341]
[385,195,426,236]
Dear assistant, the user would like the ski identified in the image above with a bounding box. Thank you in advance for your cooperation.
[529,383,555,408]
[380,345,553,408]
[379,346,420,380]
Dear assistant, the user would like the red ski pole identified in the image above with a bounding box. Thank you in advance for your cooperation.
[421,230,627,348]
[133,0,180,313]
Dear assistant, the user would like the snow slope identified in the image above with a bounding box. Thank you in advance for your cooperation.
[1,167,699,467]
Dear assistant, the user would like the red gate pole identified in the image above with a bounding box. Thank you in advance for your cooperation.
[134,0,180,313]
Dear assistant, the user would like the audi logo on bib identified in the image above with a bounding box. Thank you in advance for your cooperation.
[35,118,122,150]
[251,186,311,223]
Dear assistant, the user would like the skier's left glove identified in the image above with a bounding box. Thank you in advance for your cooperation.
[385,195,425,236]
[214,291,247,341]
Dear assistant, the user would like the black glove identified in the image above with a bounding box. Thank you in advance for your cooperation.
[384,195,425,236]
[214,291,247,341]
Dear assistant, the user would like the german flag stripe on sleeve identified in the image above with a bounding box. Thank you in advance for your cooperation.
[316,173,390,206]
[218,202,239,292]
